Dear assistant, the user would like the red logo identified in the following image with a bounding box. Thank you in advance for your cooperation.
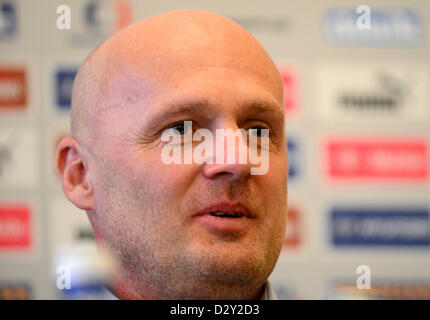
[0,205,31,250]
[114,0,132,30]
[0,284,31,300]
[279,68,299,116]
[283,208,301,249]
[326,139,428,180]
[0,69,27,109]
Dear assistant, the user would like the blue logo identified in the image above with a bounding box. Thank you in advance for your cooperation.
[59,283,114,300]
[331,207,430,246]
[85,1,99,28]
[323,8,422,46]
[287,138,299,180]
[55,69,77,110]
[83,0,131,32]
[0,1,16,40]
[66,0,131,47]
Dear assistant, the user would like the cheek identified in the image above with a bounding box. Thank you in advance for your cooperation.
[258,153,288,224]
[264,152,287,196]
[106,152,195,206]
[92,155,188,238]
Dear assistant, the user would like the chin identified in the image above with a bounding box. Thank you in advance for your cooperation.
[183,241,275,287]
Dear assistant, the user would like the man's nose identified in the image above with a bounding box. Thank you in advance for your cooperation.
[202,127,252,180]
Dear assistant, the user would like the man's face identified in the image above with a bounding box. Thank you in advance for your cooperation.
[87,41,287,298]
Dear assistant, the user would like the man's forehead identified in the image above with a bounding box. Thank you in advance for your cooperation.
[98,85,282,118]
[95,48,282,116]
[72,10,283,143]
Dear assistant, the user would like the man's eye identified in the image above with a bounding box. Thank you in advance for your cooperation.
[167,121,192,135]
[248,126,270,138]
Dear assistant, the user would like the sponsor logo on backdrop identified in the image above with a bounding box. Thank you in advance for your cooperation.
[68,0,132,47]
[84,0,131,32]
[323,8,422,46]
[325,282,430,300]
[54,242,113,299]
[0,283,31,300]
[287,138,299,180]
[75,227,95,241]
[0,68,26,109]
[279,68,299,116]
[339,72,408,111]
[0,205,31,250]
[55,68,77,110]
[51,198,96,251]
[0,128,37,188]
[314,63,430,121]
[0,1,16,40]
[283,208,302,249]
[326,139,428,181]
[330,207,430,246]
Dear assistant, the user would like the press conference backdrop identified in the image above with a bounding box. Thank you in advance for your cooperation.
[0,0,430,300]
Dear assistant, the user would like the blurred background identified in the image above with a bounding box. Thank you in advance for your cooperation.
[0,0,429,299]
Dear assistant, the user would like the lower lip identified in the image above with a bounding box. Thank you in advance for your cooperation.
[194,214,251,234]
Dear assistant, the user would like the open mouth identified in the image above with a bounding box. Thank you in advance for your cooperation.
[209,212,244,218]
[193,202,253,233]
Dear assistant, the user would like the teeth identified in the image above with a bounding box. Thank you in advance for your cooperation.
[211,212,243,217]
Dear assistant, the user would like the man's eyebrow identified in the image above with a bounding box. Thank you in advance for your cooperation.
[143,101,213,132]
[143,99,284,133]
[238,101,284,121]
[160,101,213,117]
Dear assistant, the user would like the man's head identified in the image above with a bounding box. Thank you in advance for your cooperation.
[56,10,287,299]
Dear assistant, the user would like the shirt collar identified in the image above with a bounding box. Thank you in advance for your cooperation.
[260,280,278,300]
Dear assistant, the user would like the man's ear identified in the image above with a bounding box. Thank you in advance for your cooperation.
[56,137,96,211]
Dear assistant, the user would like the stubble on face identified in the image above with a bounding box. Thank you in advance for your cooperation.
[74,10,287,300]
[94,152,286,299]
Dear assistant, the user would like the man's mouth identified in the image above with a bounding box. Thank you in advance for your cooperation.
[209,212,244,218]
[193,202,254,234]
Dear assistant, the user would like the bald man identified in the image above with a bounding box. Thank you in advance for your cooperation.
[56,10,287,300]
